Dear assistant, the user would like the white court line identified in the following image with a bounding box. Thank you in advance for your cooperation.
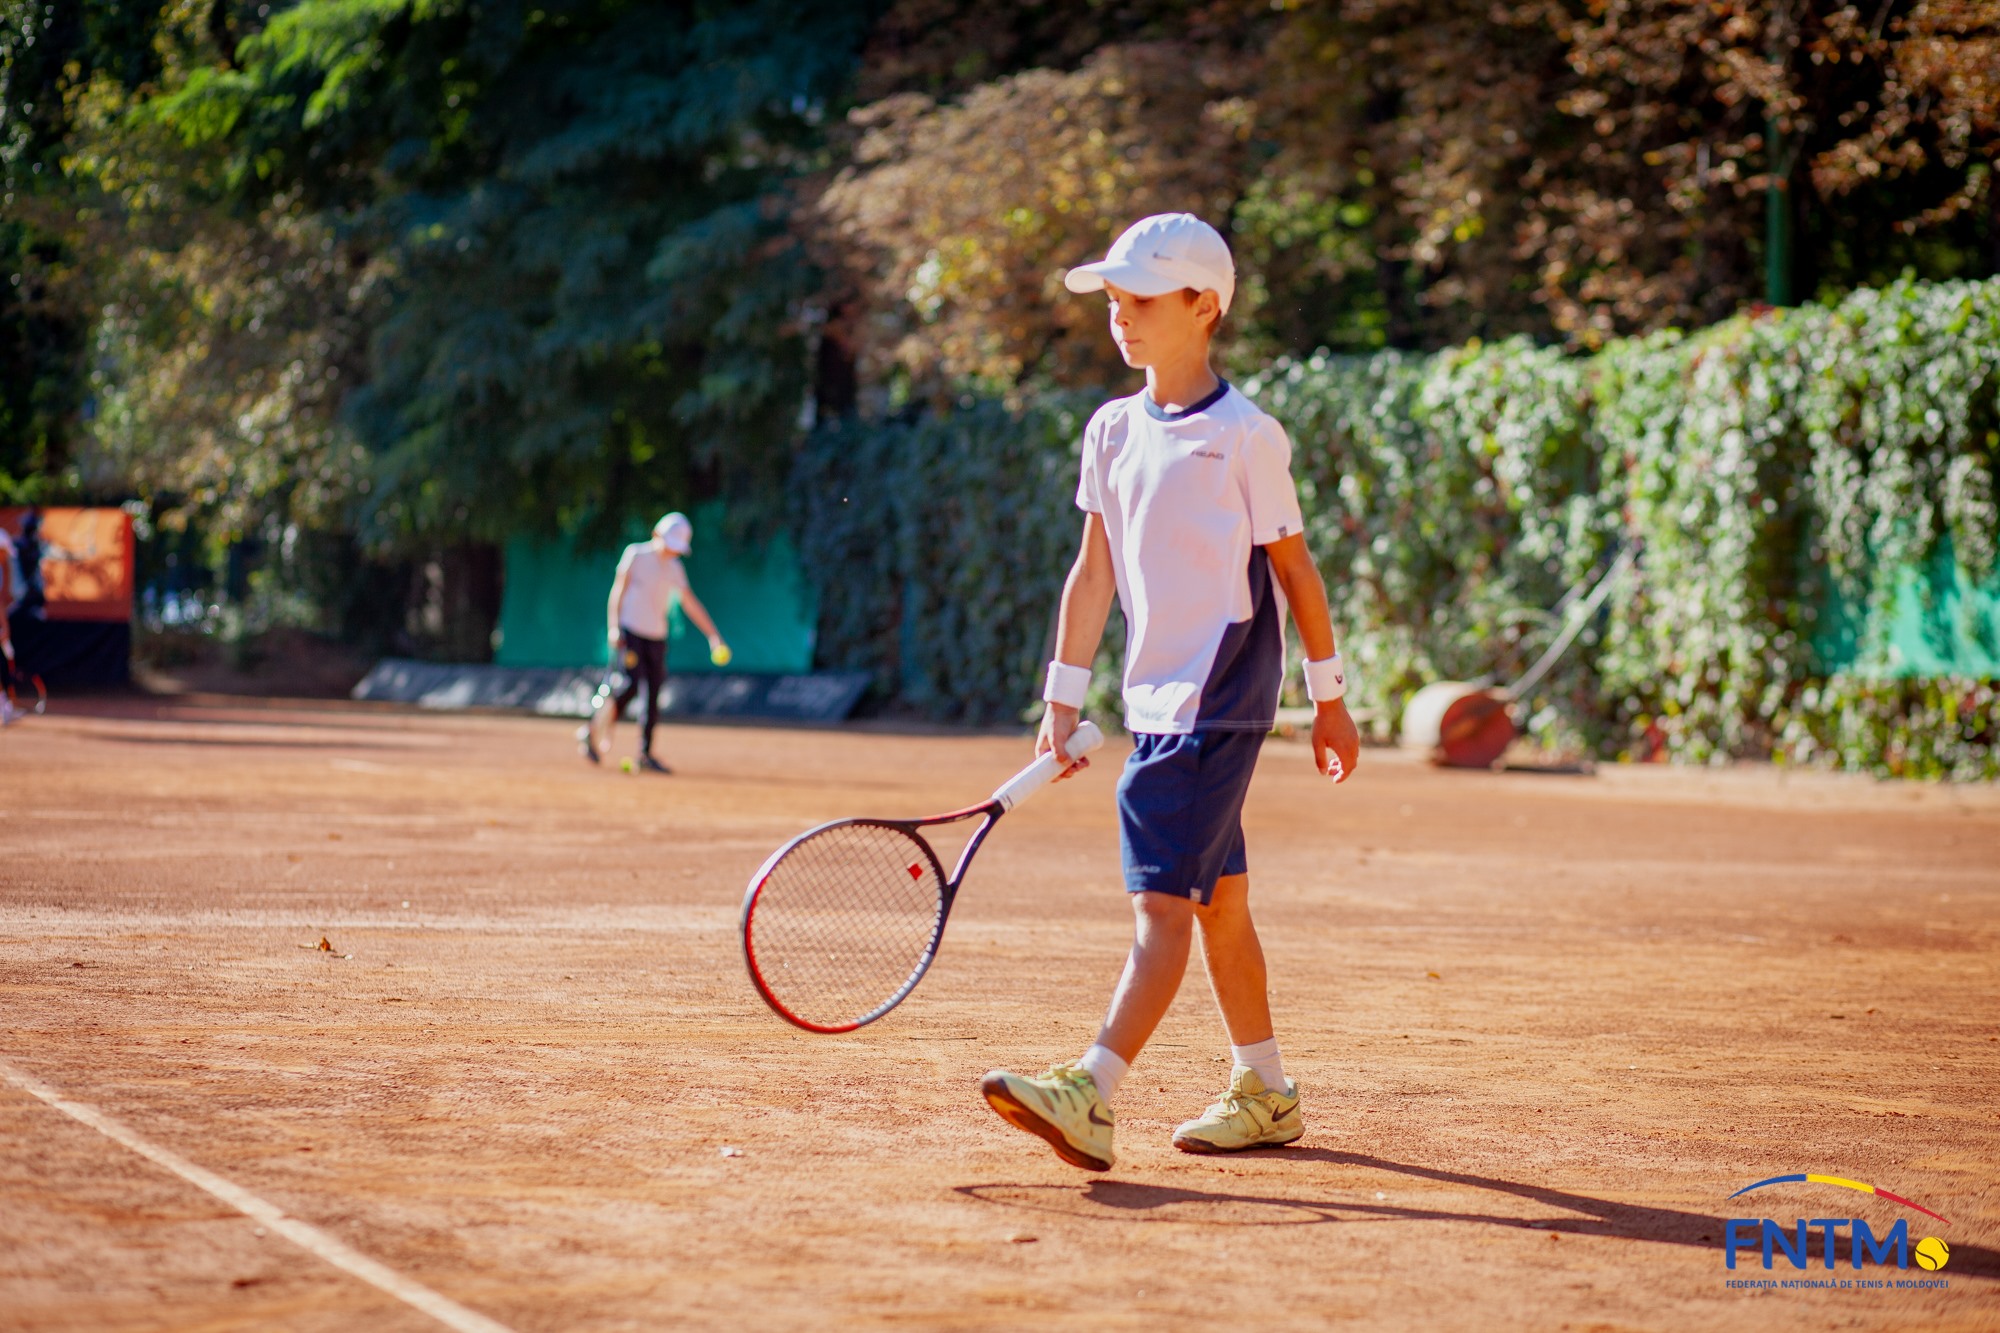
[0,1057,515,1333]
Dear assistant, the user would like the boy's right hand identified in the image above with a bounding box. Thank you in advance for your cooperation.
[1037,704,1090,780]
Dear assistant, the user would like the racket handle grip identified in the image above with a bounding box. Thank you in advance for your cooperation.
[993,721,1105,812]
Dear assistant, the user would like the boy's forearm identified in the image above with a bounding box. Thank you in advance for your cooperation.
[1053,556,1115,674]
[1268,536,1338,662]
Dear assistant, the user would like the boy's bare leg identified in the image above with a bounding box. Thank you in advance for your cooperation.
[1171,870,1300,1152]
[1192,872,1275,1046]
[1095,891,1197,1063]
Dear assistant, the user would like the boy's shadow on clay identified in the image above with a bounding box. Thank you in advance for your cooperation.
[957,1150,1997,1280]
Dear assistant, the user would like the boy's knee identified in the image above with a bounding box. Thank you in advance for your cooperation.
[1131,889,1195,935]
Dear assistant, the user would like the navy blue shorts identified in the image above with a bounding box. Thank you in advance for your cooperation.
[1116,729,1265,904]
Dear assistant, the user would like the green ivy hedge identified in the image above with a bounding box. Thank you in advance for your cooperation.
[792,275,2000,775]
[1777,676,2000,781]
[791,395,1127,724]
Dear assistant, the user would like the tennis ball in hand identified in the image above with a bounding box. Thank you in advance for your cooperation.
[710,643,732,667]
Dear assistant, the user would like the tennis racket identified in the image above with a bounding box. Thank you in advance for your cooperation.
[741,722,1105,1033]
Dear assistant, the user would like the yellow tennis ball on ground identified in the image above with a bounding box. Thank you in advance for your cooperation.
[1914,1236,1950,1271]
[710,644,732,667]
[620,757,636,774]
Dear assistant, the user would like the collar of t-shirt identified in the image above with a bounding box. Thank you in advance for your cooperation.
[1141,379,1231,422]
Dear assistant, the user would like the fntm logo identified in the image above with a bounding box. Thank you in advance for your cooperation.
[1724,1173,1951,1272]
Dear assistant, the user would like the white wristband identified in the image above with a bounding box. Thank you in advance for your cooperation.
[1043,661,1091,709]
[1304,654,1347,703]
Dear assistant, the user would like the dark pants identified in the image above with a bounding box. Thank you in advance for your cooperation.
[1,608,27,696]
[611,629,668,755]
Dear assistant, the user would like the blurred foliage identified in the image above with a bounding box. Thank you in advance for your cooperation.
[830,0,2000,389]
[10,0,1999,527]
[1593,274,2000,762]
[65,44,380,549]
[793,393,1127,724]
[0,0,166,501]
[4,0,1998,746]
[800,275,2000,775]
[1777,676,2000,779]
[820,42,1252,399]
[126,0,881,548]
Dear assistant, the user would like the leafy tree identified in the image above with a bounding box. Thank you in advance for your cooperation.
[143,0,882,545]
[820,42,1251,399]
[58,9,379,548]
[0,0,165,498]
[832,0,2000,379]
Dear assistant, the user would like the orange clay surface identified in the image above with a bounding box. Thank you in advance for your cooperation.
[2,696,1997,1332]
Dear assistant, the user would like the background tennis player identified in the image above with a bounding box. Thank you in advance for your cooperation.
[577,512,729,774]
[980,213,1362,1172]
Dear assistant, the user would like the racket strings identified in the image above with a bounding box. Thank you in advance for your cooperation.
[746,822,947,1029]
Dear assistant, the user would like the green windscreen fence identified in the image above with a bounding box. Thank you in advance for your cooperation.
[1815,537,2000,678]
[494,504,816,673]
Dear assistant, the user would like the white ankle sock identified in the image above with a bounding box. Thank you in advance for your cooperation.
[1231,1037,1286,1091]
[1077,1044,1129,1102]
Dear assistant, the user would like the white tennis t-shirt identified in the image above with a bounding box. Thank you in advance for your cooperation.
[1076,382,1306,735]
[616,543,690,641]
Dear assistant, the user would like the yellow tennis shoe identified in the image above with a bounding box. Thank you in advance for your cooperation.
[980,1063,1115,1172]
[1171,1067,1303,1154]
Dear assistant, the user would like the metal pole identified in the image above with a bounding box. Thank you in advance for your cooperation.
[1765,111,1794,306]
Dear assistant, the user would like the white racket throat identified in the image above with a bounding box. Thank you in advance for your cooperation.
[992,721,1104,812]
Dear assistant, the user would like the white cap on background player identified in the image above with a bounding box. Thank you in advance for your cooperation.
[653,512,692,554]
[1063,213,1236,315]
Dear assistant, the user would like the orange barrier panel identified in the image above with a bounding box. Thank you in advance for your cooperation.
[0,507,135,623]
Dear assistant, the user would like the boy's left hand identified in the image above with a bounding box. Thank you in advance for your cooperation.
[1313,699,1361,784]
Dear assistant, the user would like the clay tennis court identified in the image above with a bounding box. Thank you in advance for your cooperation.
[2,697,1995,1330]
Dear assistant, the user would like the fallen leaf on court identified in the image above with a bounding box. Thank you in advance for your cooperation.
[720,1146,743,1158]
[295,937,352,958]
[1008,1233,1038,1244]
[1426,970,1441,979]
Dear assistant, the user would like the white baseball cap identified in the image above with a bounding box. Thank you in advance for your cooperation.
[653,512,693,554]
[1063,213,1236,315]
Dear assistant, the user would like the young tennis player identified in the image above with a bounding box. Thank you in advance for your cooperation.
[577,512,729,773]
[981,213,1361,1170]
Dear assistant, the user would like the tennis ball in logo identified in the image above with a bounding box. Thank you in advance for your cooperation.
[1914,1236,1950,1271]
[710,644,732,667]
